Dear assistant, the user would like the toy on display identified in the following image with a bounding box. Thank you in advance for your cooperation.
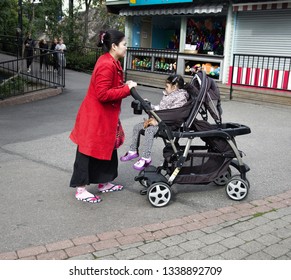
[184,62,220,79]
[132,57,151,70]
[154,58,176,73]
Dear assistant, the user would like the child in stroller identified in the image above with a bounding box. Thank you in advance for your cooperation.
[129,70,251,207]
[120,74,191,170]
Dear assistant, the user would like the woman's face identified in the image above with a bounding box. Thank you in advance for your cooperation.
[113,38,127,59]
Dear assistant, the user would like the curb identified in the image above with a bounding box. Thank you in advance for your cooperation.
[1,190,290,260]
[0,87,63,108]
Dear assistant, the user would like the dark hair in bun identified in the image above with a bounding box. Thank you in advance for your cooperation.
[97,29,125,53]
[166,74,185,89]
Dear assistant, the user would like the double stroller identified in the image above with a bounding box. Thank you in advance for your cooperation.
[130,70,251,207]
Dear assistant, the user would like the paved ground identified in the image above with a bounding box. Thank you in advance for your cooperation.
[0,54,291,260]
[1,191,291,260]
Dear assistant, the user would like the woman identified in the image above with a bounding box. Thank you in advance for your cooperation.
[24,32,35,73]
[55,37,66,75]
[38,39,49,72]
[69,30,137,203]
[50,38,58,72]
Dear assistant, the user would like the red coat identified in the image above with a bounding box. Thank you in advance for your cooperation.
[70,52,131,160]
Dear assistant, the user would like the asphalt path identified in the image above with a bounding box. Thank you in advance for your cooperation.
[0,66,291,253]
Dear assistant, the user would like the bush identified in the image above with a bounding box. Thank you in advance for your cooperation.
[66,49,100,73]
[0,75,27,99]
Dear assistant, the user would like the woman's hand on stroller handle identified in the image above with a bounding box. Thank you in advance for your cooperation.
[130,88,152,112]
[126,80,137,90]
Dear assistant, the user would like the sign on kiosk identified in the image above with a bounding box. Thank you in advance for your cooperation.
[130,0,192,5]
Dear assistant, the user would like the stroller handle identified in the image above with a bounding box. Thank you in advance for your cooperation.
[130,87,152,112]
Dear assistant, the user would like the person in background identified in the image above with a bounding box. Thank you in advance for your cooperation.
[69,30,137,203]
[50,37,58,72]
[38,39,49,72]
[24,32,35,73]
[55,37,66,75]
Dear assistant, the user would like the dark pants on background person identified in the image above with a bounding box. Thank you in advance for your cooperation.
[26,50,33,70]
[40,54,48,71]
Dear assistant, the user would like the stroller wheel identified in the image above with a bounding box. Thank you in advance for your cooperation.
[214,168,232,186]
[147,182,172,207]
[226,176,249,201]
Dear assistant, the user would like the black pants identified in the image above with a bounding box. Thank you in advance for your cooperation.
[26,50,33,69]
[70,148,118,187]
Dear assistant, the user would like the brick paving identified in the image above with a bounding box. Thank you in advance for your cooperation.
[0,190,291,260]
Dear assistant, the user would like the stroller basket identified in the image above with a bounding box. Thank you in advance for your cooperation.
[163,144,233,185]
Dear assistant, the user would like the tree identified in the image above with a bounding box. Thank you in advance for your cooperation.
[73,0,124,46]
[0,0,18,35]
[0,0,124,50]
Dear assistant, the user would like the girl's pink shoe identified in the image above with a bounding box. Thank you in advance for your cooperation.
[133,158,151,171]
[120,151,139,162]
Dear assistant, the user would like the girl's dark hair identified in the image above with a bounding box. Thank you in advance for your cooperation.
[98,29,125,52]
[166,74,185,89]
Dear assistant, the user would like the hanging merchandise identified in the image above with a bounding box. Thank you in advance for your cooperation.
[186,17,226,55]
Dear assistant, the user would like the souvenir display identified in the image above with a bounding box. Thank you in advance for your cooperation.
[153,58,176,73]
[184,62,220,79]
[131,56,176,73]
[132,57,151,70]
[186,17,225,55]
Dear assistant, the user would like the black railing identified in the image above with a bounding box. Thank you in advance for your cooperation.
[126,47,178,75]
[0,35,20,56]
[0,35,102,74]
[0,52,65,100]
[0,34,105,100]
[230,54,291,99]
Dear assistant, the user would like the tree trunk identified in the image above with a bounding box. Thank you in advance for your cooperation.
[82,1,91,47]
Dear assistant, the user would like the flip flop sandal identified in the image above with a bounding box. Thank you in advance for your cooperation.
[98,184,124,193]
[76,195,101,203]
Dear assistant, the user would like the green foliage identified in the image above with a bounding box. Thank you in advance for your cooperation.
[66,51,94,73]
[0,0,124,45]
[0,0,18,35]
[21,0,63,38]
[0,73,27,99]
[0,0,125,74]
[66,48,103,73]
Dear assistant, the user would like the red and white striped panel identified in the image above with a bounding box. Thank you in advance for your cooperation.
[233,1,291,12]
[229,66,291,90]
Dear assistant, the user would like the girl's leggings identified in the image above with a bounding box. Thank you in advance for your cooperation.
[129,122,159,159]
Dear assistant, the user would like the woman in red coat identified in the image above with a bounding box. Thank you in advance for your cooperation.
[69,30,137,203]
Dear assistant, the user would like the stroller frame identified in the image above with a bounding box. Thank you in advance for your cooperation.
[130,71,251,207]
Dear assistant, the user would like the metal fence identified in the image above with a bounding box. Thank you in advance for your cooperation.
[0,35,19,56]
[0,34,104,100]
[0,35,102,73]
[0,52,65,100]
[230,54,291,99]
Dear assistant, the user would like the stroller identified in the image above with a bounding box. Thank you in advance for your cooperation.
[130,70,251,207]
